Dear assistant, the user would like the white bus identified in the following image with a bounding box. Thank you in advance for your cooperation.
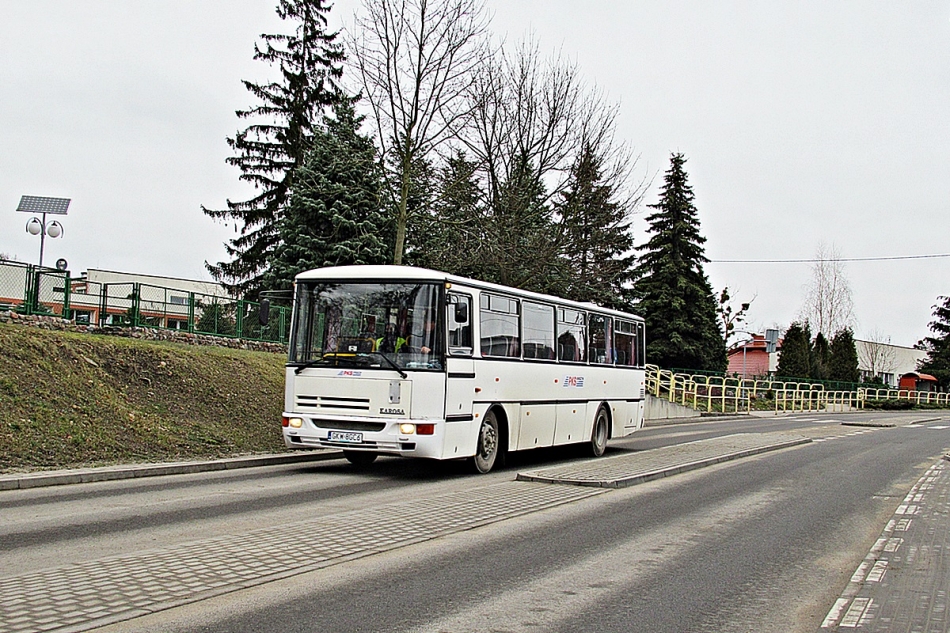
[280,265,646,473]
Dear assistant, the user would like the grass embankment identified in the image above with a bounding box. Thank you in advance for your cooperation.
[0,323,286,472]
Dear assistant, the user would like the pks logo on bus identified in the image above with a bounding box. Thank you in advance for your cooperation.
[563,376,585,388]
[337,370,363,377]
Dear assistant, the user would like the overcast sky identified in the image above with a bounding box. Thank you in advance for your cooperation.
[1,1,948,347]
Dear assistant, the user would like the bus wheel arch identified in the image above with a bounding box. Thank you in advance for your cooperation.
[588,404,611,457]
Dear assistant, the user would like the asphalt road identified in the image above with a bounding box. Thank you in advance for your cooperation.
[2,411,949,633]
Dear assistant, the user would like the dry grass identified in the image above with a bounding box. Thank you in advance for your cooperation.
[0,322,286,472]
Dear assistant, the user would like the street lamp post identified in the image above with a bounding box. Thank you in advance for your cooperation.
[17,195,70,268]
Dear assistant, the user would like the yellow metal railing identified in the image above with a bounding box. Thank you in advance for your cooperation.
[859,388,950,406]
[646,364,948,414]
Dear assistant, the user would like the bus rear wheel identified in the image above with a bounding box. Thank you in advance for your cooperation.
[588,407,609,457]
[343,450,378,466]
[470,410,501,474]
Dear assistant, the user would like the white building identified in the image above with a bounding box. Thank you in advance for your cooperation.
[855,339,926,387]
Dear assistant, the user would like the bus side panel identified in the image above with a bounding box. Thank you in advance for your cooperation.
[609,400,630,438]
[519,403,556,449]
[554,403,587,444]
[442,417,477,459]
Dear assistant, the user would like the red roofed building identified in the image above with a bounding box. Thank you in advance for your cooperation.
[727,334,777,379]
[898,372,939,392]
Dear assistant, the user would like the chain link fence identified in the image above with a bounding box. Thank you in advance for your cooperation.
[0,260,289,344]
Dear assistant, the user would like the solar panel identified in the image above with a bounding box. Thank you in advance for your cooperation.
[16,195,71,215]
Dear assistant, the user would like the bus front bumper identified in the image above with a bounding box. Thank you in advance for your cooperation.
[281,413,444,459]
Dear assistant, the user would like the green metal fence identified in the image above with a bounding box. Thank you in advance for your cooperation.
[0,261,72,317]
[98,282,289,343]
[0,260,289,344]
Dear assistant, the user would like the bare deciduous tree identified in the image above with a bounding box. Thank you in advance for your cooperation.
[461,40,628,209]
[349,0,490,264]
[717,286,756,346]
[859,328,897,382]
[453,39,641,289]
[801,242,855,336]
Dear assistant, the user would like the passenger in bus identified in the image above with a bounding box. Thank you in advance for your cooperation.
[417,313,438,354]
[377,323,406,353]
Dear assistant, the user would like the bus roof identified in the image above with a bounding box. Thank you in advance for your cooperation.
[295,265,644,322]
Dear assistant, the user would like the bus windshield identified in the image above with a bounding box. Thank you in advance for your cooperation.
[290,281,444,372]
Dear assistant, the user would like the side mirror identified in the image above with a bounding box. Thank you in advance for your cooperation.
[454,301,468,324]
[259,299,271,326]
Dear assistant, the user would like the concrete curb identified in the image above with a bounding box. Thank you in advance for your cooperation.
[0,450,343,491]
[517,436,811,488]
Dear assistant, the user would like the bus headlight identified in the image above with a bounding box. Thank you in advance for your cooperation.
[287,417,303,429]
[399,423,415,435]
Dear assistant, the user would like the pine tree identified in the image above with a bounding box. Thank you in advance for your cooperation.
[203,0,344,297]
[919,296,950,389]
[828,328,860,383]
[261,101,390,294]
[776,321,813,379]
[632,153,725,371]
[556,144,635,310]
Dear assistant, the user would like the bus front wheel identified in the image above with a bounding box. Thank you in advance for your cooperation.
[588,407,609,457]
[471,410,500,474]
[343,450,378,466]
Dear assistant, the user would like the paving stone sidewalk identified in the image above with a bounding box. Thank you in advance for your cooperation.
[0,480,604,633]
[821,457,950,632]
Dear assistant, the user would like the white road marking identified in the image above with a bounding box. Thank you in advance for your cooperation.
[884,537,903,553]
[821,598,851,628]
[866,560,888,582]
[839,597,872,627]
[929,425,949,429]
[850,560,872,584]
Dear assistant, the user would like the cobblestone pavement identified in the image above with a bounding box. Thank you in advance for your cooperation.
[821,457,950,632]
[516,431,812,487]
[0,481,603,633]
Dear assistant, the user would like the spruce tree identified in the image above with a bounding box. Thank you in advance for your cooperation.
[828,328,860,383]
[261,101,390,294]
[204,0,344,297]
[408,152,485,278]
[776,321,813,379]
[918,296,950,389]
[482,154,562,294]
[556,144,635,310]
[632,153,725,371]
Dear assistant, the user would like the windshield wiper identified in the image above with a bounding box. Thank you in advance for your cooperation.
[293,358,329,375]
[360,352,408,378]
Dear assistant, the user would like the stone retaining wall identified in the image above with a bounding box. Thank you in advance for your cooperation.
[0,310,287,354]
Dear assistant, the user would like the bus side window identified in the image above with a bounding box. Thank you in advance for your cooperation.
[448,294,473,355]
[589,315,613,364]
[614,319,635,367]
[557,308,587,363]
[480,294,521,358]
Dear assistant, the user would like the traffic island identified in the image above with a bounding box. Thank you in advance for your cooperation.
[517,432,811,488]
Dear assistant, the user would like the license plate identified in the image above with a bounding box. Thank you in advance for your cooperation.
[328,431,363,443]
